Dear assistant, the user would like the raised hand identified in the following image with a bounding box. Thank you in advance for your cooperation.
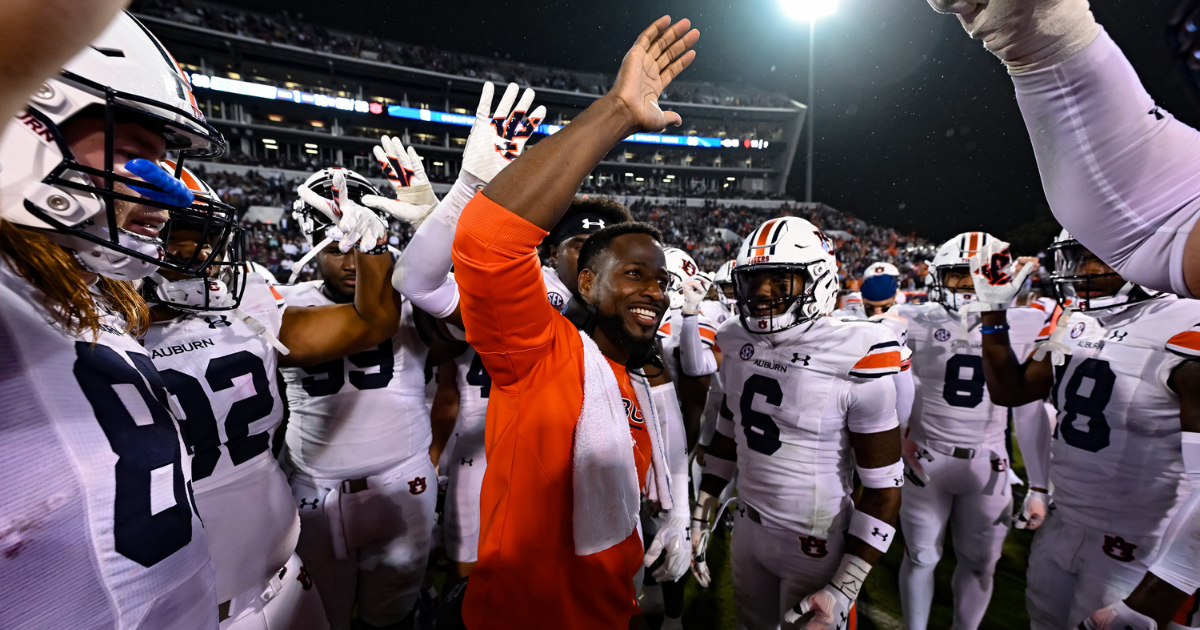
[297,170,387,254]
[611,16,699,132]
[362,135,438,227]
[463,82,546,184]
[926,0,1100,74]
[967,239,1036,311]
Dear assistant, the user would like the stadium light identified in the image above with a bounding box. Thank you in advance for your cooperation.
[779,0,838,22]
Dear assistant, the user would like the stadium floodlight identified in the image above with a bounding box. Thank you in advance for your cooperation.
[779,0,838,22]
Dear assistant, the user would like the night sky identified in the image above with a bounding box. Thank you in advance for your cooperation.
[231,0,1196,245]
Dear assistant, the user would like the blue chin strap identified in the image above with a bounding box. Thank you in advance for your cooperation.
[125,158,195,207]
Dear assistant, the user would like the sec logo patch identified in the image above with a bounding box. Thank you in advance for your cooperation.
[547,292,564,310]
[740,344,755,360]
[934,329,951,342]
[1071,322,1086,339]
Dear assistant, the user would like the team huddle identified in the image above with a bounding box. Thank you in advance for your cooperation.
[3,1,1200,630]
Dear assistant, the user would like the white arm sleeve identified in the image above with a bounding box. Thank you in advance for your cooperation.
[893,369,914,428]
[679,314,718,377]
[651,383,689,478]
[699,369,725,448]
[391,174,484,318]
[1013,401,1053,490]
[847,376,899,435]
[1012,29,1200,297]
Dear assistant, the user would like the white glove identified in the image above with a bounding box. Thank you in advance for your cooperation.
[926,0,1101,75]
[902,436,931,486]
[644,514,689,582]
[784,584,853,630]
[967,239,1036,311]
[462,82,546,184]
[296,170,387,254]
[362,135,439,227]
[1014,489,1050,530]
[1032,306,1075,367]
[681,279,706,315]
[690,516,712,587]
[1080,600,1158,630]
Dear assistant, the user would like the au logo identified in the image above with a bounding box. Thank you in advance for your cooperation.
[407,476,427,495]
[739,344,754,361]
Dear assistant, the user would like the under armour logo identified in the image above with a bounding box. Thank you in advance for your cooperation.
[298,498,319,510]
[461,458,474,466]
[204,315,232,329]
[408,476,427,495]
[894,476,903,487]
[872,528,889,542]
[1150,107,1165,121]
[791,353,811,366]
[296,565,314,590]
[582,218,605,230]
[1102,535,1137,562]
[1108,330,1128,342]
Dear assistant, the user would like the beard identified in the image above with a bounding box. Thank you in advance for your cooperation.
[592,309,657,367]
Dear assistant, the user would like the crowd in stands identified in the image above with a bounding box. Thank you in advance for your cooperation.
[195,162,932,289]
[131,0,793,108]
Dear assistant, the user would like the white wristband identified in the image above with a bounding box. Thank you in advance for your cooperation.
[701,454,735,483]
[857,460,904,489]
[829,553,872,603]
[848,509,896,553]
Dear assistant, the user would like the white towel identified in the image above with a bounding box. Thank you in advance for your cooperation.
[572,330,673,556]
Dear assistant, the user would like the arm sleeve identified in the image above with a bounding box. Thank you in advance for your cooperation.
[679,313,718,377]
[1013,401,1053,490]
[391,175,484,319]
[451,192,560,387]
[651,383,689,478]
[1148,483,1200,593]
[1012,29,1200,297]
[699,369,725,448]
[893,368,914,428]
[847,376,899,435]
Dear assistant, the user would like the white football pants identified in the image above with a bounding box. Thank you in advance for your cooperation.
[443,409,486,564]
[223,553,329,630]
[899,441,1012,630]
[287,452,437,630]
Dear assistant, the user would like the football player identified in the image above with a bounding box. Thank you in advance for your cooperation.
[542,197,634,314]
[703,262,735,324]
[0,12,228,628]
[928,0,1200,298]
[691,216,904,630]
[142,164,414,629]
[973,231,1200,630]
[895,232,1051,630]
[277,167,456,630]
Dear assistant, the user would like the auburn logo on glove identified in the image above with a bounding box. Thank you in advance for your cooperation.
[979,248,1014,286]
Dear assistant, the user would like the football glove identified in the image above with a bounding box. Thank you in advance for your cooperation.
[362,135,439,227]
[681,279,706,315]
[926,0,1100,75]
[296,170,387,254]
[1013,489,1050,530]
[967,239,1036,312]
[690,490,719,587]
[902,436,931,487]
[644,513,690,582]
[1079,600,1158,630]
[1033,306,1075,367]
[784,584,853,630]
[462,82,546,184]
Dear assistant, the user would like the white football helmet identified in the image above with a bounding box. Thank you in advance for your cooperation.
[141,161,247,312]
[733,217,838,334]
[930,231,995,311]
[292,167,384,248]
[1048,229,1164,312]
[864,261,900,279]
[664,246,699,310]
[0,11,230,281]
[713,260,736,306]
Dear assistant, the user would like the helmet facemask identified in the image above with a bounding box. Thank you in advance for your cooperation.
[733,263,827,334]
[932,265,977,312]
[143,211,248,312]
[1049,238,1156,312]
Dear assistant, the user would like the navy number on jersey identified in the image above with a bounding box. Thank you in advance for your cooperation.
[1053,357,1115,453]
[466,352,491,398]
[159,350,274,480]
[943,354,986,408]
[73,342,194,567]
[299,339,395,396]
[740,374,783,455]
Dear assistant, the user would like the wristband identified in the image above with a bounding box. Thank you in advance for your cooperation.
[364,241,390,256]
[981,324,1010,335]
[848,509,896,553]
[701,454,736,483]
[828,553,871,603]
[856,460,905,489]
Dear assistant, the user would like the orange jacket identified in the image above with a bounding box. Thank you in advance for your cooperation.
[452,192,651,629]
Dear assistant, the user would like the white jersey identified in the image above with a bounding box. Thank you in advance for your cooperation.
[278,281,431,480]
[454,345,491,432]
[142,275,297,603]
[899,303,1049,446]
[656,307,718,380]
[0,261,215,629]
[714,316,901,535]
[542,266,570,315]
[1047,297,1197,537]
[699,300,732,326]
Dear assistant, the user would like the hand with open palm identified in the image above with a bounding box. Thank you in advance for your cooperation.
[610,16,699,133]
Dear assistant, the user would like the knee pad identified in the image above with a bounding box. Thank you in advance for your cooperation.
[904,541,943,568]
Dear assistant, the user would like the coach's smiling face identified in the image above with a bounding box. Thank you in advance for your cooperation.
[578,233,669,364]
